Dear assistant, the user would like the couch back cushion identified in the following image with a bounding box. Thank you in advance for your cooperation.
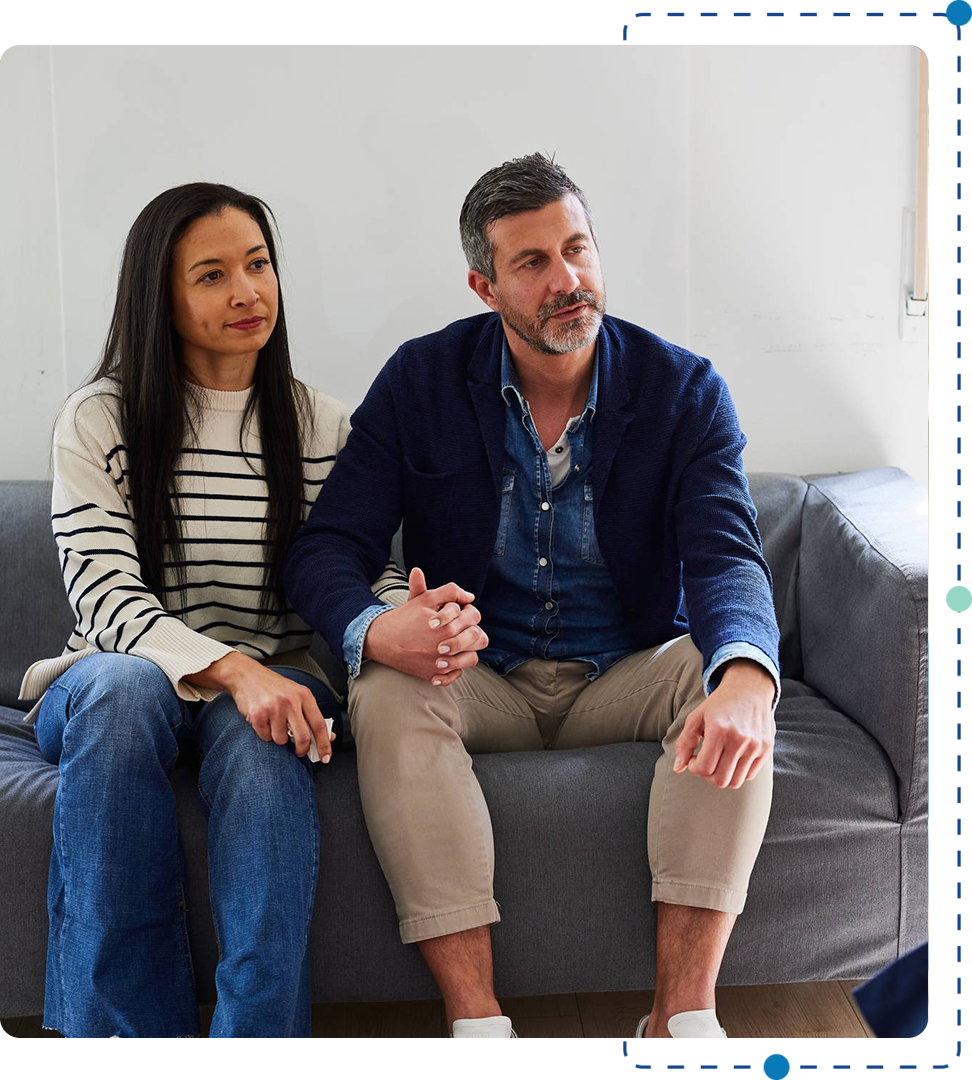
[0,474,807,709]
[747,472,807,680]
[0,482,76,709]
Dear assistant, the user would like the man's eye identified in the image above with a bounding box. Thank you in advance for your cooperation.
[524,258,541,269]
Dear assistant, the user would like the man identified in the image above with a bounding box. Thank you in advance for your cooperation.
[285,153,780,1040]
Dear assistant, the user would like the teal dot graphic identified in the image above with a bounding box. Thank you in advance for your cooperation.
[947,1,972,26]
[764,1056,790,1080]
[948,586,972,612]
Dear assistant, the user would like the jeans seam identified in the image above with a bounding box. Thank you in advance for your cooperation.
[53,788,70,1032]
[298,760,319,1037]
[197,779,214,813]
[206,835,224,1035]
[174,871,197,997]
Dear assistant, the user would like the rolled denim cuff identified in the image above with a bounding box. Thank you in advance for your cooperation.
[342,604,394,679]
[703,641,781,711]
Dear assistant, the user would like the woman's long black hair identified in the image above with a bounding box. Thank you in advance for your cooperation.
[87,182,311,624]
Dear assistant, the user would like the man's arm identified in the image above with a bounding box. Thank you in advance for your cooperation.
[285,362,409,660]
[673,362,780,681]
[284,361,487,682]
[671,363,781,788]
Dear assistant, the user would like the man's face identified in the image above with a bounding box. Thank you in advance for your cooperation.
[478,194,606,356]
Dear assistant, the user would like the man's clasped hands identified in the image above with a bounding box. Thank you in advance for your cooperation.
[363,567,488,687]
[362,567,775,792]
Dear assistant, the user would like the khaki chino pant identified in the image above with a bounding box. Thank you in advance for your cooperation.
[348,634,774,944]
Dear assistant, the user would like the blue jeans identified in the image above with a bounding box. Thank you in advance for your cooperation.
[34,653,339,1038]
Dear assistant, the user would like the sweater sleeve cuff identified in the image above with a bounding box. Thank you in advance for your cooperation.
[703,642,781,710]
[129,617,237,703]
[342,604,394,679]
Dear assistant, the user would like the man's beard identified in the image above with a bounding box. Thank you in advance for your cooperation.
[498,288,606,356]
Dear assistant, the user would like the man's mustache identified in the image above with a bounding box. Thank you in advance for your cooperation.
[539,291,600,320]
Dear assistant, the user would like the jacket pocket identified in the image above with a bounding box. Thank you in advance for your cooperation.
[493,469,516,556]
[582,479,605,565]
[403,457,459,517]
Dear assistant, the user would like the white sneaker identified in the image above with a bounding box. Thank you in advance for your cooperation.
[451,1015,517,1038]
[635,1009,727,1038]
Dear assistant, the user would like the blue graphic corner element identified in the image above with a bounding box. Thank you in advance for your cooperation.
[764,1056,790,1080]
[626,13,946,45]
[950,0,972,43]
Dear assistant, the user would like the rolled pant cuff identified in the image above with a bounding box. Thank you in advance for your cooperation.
[652,879,747,915]
[399,900,501,944]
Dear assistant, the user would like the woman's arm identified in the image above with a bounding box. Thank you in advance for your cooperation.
[50,395,234,698]
[185,651,334,761]
[52,406,332,760]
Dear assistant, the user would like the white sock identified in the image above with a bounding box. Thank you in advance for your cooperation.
[451,1015,513,1038]
[673,1006,725,1067]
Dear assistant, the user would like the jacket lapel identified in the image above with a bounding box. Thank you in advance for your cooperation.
[591,319,634,510]
[466,316,507,497]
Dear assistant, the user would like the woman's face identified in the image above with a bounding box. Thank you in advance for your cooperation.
[169,206,279,372]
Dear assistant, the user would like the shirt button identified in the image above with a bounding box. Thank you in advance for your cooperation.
[574,464,581,472]
[555,446,564,454]
[544,601,554,610]
[539,557,548,567]
[540,501,551,511]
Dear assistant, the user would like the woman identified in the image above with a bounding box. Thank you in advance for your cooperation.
[18,183,410,1037]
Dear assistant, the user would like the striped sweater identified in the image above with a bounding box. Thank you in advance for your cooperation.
[18,377,408,720]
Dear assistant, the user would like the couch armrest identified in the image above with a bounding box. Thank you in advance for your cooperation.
[798,469,927,822]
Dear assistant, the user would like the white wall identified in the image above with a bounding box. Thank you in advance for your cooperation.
[1,44,924,485]
[687,46,925,480]
[0,47,65,478]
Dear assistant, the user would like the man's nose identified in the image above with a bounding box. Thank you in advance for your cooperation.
[548,257,581,295]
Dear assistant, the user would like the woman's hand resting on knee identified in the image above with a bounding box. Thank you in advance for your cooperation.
[187,652,335,761]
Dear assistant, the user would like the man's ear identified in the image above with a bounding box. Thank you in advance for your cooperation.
[468,270,500,313]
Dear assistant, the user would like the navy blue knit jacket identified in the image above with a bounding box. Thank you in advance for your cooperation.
[284,312,780,675]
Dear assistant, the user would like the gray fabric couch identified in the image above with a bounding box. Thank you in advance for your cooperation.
[0,469,927,1017]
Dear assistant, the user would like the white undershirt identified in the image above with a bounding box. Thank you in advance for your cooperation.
[546,415,581,487]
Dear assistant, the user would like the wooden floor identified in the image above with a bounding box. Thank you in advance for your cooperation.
[1,981,874,1038]
[293,980,872,1045]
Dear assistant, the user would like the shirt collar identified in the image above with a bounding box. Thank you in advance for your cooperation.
[499,334,600,422]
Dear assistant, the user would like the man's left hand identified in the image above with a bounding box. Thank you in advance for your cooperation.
[671,658,776,789]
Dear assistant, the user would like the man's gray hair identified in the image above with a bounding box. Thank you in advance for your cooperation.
[459,152,596,281]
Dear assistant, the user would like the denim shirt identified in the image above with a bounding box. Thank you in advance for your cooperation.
[476,340,639,679]
[342,337,781,705]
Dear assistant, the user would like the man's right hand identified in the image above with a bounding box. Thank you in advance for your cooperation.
[362,567,489,686]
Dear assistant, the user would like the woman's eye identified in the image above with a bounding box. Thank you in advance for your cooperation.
[251,258,269,270]
[201,258,270,282]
